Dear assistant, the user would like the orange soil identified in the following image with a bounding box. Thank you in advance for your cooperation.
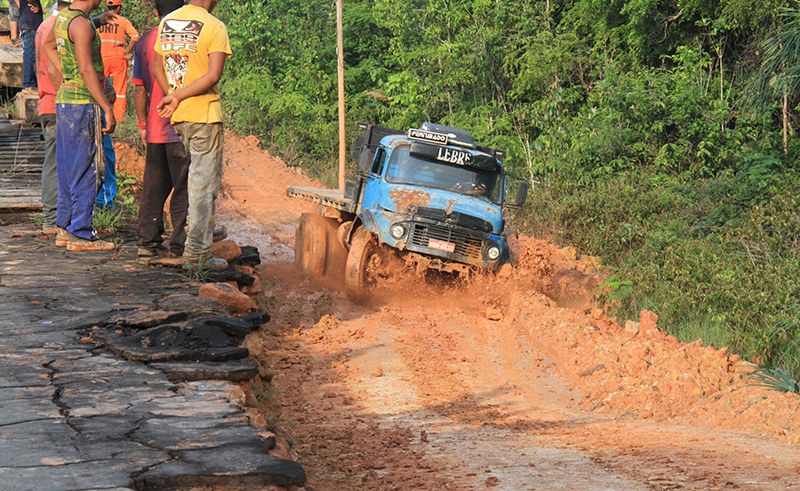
[118,133,800,490]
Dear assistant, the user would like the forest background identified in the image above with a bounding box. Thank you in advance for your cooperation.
[123,0,800,381]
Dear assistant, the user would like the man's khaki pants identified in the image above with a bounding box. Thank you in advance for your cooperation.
[174,121,224,262]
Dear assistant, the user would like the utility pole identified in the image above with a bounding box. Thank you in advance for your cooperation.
[336,0,346,190]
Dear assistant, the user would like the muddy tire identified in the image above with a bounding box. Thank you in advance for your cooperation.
[345,231,380,304]
[295,213,328,277]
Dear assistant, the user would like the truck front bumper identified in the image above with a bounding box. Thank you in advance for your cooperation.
[377,213,507,270]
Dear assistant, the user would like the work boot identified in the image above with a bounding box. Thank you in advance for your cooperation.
[138,247,157,257]
[66,233,115,251]
[213,226,228,242]
[55,228,68,247]
[42,225,58,235]
[138,244,171,257]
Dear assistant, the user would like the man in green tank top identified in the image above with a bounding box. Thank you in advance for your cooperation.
[43,0,117,251]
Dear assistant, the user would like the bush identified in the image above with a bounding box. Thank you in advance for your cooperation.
[528,168,800,376]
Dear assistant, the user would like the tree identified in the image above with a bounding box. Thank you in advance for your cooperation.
[749,6,800,153]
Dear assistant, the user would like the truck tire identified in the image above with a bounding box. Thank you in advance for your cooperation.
[345,230,380,304]
[295,213,328,277]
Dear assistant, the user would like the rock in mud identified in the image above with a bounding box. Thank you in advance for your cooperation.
[485,306,504,321]
[242,275,263,295]
[156,293,226,315]
[624,320,640,335]
[210,240,243,262]
[199,283,254,313]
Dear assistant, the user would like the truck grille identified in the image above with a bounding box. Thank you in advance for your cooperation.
[409,223,483,260]
[414,206,492,233]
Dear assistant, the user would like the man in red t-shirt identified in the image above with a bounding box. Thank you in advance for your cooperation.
[132,0,190,257]
[34,0,69,236]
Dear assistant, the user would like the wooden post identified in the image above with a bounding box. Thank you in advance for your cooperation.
[336,0,346,190]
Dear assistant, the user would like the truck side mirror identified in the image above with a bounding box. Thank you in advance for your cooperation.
[357,146,372,174]
[514,181,529,207]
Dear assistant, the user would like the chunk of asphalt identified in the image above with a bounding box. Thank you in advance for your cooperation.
[201,317,252,342]
[149,361,258,382]
[233,246,261,266]
[204,269,255,287]
[106,310,188,329]
[243,311,271,328]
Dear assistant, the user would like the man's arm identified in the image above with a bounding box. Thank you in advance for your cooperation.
[71,15,115,133]
[157,51,225,118]
[152,51,170,96]
[46,54,62,88]
[43,24,61,77]
[124,20,138,56]
[134,85,147,142]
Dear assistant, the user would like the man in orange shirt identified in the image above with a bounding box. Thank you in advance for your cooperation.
[97,0,138,123]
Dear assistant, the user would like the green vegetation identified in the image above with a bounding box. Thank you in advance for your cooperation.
[135,1,800,382]
[745,365,800,393]
[92,206,124,233]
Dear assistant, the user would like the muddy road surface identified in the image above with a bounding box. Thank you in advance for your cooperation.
[120,135,800,490]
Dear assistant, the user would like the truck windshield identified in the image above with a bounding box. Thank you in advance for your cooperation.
[384,146,503,203]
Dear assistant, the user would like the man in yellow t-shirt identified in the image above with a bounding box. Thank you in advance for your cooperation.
[154,0,231,270]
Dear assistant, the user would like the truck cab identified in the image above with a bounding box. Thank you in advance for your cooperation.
[289,122,527,302]
[353,122,510,273]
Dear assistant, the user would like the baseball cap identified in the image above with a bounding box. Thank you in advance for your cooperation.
[106,0,122,7]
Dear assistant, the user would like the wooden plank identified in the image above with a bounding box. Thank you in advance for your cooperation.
[0,43,22,88]
[286,186,351,211]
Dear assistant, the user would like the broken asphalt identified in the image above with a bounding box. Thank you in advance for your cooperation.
[0,220,306,490]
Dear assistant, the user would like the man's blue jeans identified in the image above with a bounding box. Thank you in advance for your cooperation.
[21,29,36,89]
[56,103,100,241]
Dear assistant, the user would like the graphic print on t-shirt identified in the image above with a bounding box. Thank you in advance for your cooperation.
[165,53,188,90]
[160,19,204,90]
[161,19,204,51]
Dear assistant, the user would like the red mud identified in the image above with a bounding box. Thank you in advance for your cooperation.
[119,132,800,490]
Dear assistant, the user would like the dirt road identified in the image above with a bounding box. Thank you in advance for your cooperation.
[121,134,800,490]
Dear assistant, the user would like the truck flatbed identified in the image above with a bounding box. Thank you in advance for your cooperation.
[287,186,353,212]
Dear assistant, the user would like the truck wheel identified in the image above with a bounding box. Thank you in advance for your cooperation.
[345,231,380,304]
[295,213,327,277]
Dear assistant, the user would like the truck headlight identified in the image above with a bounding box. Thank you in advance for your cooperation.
[486,245,501,260]
[390,224,407,239]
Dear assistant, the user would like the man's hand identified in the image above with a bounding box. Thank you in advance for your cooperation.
[139,129,146,144]
[156,94,179,119]
[93,11,119,26]
[27,0,39,13]
[103,110,116,135]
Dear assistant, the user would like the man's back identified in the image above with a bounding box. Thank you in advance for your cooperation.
[97,14,137,59]
[156,4,231,124]
[35,14,57,116]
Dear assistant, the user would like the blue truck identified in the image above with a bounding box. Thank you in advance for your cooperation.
[288,122,528,303]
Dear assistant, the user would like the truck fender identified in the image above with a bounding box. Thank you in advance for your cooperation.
[347,210,379,245]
